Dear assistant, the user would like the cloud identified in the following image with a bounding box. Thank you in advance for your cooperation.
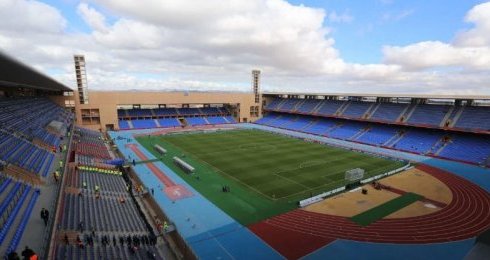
[381,9,414,22]
[0,0,489,95]
[382,2,490,71]
[328,11,354,23]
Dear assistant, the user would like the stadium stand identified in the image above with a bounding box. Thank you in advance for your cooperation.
[406,104,452,127]
[255,112,490,166]
[370,103,407,122]
[454,106,490,131]
[264,98,490,132]
[54,127,165,259]
[118,107,235,129]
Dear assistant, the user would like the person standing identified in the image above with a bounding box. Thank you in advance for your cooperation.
[40,208,49,226]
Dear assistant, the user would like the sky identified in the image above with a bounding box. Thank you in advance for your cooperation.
[0,0,489,95]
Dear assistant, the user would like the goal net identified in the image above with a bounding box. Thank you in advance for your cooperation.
[345,168,365,182]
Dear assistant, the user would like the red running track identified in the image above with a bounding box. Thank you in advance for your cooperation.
[249,164,490,259]
[127,144,176,187]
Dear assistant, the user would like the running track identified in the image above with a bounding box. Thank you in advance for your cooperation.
[249,164,490,259]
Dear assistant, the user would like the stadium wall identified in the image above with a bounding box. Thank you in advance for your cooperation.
[74,90,260,131]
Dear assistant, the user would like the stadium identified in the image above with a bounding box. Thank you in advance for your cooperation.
[1,1,490,260]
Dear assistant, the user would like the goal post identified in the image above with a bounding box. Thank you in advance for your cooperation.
[345,168,365,182]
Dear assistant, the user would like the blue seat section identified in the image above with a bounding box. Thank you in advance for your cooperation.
[5,188,39,255]
[186,117,207,126]
[0,97,71,147]
[255,114,279,124]
[200,107,223,115]
[179,108,200,116]
[279,99,300,111]
[342,101,371,118]
[392,129,442,154]
[131,119,157,129]
[439,135,490,165]
[0,131,54,174]
[0,185,31,246]
[265,99,283,110]
[328,121,364,139]
[224,116,236,123]
[297,99,322,113]
[303,120,337,135]
[157,118,181,127]
[206,116,228,124]
[284,117,314,131]
[356,125,398,146]
[259,114,296,128]
[118,120,131,129]
[126,109,152,117]
[371,103,407,122]
[117,110,127,117]
[153,108,179,116]
[316,100,344,116]
[407,104,451,126]
[455,106,490,131]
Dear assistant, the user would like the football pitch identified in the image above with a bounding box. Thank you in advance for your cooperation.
[157,129,403,199]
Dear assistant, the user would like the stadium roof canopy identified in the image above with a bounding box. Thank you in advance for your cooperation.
[0,52,71,92]
[263,91,490,100]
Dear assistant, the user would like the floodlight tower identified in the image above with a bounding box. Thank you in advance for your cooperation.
[74,54,89,104]
[251,69,262,118]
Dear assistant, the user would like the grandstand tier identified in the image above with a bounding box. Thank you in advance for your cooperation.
[256,112,490,167]
[263,97,490,133]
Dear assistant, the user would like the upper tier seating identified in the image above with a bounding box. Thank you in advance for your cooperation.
[279,99,300,111]
[316,100,344,116]
[0,97,70,147]
[264,98,490,133]
[454,106,490,131]
[297,99,322,114]
[154,108,178,116]
[370,103,407,122]
[342,101,372,118]
[407,104,451,126]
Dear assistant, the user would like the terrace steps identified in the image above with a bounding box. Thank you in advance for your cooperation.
[440,106,455,127]
[402,104,418,122]
[449,106,465,127]
[311,101,326,114]
[127,120,134,129]
[154,119,161,127]
[384,131,406,147]
[351,127,370,140]
[434,138,451,156]
[300,119,319,131]
[293,100,306,112]
[336,101,351,116]
[364,103,380,119]
[396,104,411,122]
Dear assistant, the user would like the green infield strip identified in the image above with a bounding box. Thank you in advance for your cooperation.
[351,192,423,226]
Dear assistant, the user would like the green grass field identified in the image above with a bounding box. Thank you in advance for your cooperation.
[137,129,405,225]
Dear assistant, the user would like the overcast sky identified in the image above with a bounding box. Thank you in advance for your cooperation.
[1,0,489,94]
